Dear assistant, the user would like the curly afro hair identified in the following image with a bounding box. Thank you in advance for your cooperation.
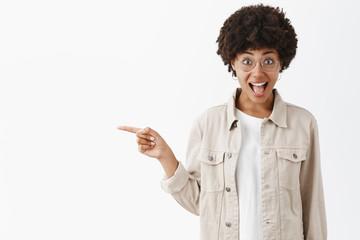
[216,4,298,76]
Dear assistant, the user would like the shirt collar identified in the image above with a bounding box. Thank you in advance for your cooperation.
[227,87,288,130]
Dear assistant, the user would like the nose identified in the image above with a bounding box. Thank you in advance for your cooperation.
[251,61,265,76]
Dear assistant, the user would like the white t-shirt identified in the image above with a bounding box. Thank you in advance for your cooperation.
[235,109,265,240]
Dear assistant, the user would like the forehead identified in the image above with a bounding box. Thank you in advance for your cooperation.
[238,48,279,57]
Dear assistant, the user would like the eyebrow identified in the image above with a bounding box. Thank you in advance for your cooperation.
[243,50,275,55]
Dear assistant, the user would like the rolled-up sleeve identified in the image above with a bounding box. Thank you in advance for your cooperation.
[300,118,327,239]
[161,161,191,194]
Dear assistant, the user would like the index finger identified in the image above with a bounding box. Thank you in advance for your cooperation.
[117,125,141,134]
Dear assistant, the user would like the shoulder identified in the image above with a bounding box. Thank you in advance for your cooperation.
[189,103,229,135]
[187,101,234,143]
[285,101,318,124]
[195,103,228,123]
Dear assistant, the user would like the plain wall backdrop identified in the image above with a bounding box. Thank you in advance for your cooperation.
[1,0,359,239]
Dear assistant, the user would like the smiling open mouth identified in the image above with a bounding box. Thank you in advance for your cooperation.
[249,82,268,95]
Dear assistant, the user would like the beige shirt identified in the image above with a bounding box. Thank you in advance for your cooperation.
[161,88,327,240]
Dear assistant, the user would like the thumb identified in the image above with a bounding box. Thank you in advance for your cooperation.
[144,127,161,139]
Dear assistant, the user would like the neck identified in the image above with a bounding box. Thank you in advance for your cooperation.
[236,90,274,118]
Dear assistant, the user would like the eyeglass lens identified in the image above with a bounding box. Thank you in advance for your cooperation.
[237,55,278,72]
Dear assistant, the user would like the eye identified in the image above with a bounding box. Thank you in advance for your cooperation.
[242,59,252,65]
[264,58,275,65]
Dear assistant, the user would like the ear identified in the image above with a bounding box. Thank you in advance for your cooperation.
[231,59,236,71]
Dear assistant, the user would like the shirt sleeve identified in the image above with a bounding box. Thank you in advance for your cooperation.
[160,115,203,216]
[161,161,190,193]
[300,118,327,239]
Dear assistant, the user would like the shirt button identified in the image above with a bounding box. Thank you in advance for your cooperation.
[233,122,237,128]
[226,152,232,158]
[225,222,231,227]
[225,187,231,192]
[293,153,297,159]
[208,156,214,161]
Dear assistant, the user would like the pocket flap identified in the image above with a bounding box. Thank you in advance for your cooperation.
[276,148,308,162]
[197,148,225,165]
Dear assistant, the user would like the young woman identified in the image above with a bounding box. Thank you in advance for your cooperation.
[118,4,327,240]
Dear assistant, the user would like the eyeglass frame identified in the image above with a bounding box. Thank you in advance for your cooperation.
[234,55,281,72]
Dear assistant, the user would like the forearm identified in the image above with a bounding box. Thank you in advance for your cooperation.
[159,151,179,179]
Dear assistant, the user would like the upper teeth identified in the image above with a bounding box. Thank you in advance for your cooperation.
[251,82,266,86]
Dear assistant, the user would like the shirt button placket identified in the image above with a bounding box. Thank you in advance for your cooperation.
[225,152,233,230]
[225,153,232,193]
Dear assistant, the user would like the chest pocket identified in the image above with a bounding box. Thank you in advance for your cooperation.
[197,148,225,192]
[276,148,308,190]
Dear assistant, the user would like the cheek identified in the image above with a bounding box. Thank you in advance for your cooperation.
[269,72,279,80]
[237,72,250,80]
